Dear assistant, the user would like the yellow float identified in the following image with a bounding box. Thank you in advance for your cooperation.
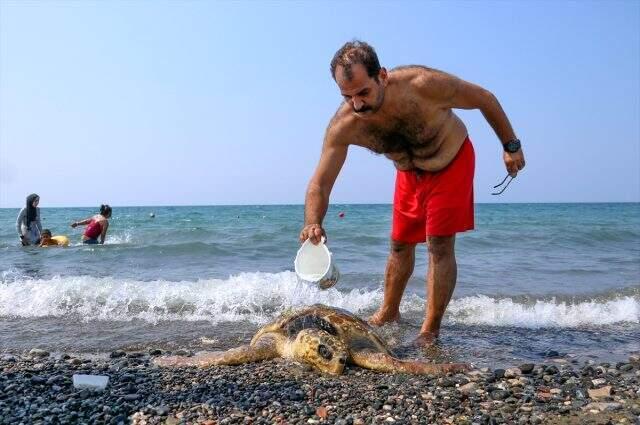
[51,235,70,247]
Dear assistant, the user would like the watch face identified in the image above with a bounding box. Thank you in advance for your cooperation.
[506,140,521,153]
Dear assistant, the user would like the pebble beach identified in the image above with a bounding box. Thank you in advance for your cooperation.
[2,349,639,424]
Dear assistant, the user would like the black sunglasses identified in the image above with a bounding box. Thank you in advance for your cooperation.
[491,174,515,195]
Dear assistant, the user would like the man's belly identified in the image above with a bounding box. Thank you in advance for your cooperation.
[386,125,468,172]
[412,131,468,172]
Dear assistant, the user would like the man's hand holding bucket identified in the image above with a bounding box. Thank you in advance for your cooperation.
[300,224,326,245]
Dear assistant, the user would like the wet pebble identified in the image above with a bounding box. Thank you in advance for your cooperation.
[0,353,638,424]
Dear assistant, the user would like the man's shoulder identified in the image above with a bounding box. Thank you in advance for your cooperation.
[390,65,452,86]
[390,65,457,100]
[326,105,361,141]
[391,65,434,80]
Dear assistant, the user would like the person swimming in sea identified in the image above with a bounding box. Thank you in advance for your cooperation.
[70,204,112,245]
[16,193,43,246]
[39,229,69,247]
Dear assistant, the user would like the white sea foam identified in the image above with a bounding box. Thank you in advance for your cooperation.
[0,272,380,324]
[0,273,638,327]
[444,294,640,327]
[105,230,133,244]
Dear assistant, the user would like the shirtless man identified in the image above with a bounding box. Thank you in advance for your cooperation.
[299,41,525,345]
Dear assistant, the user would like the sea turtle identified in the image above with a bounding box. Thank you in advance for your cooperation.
[154,304,469,375]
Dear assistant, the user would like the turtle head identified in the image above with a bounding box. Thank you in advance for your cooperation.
[292,329,348,375]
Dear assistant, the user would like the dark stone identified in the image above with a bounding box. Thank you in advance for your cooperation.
[439,377,455,387]
[155,406,170,416]
[289,390,304,401]
[46,375,64,385]
[30,376,46,385]
[109,351,126,359]
[124,384,137,394]
[494,369,505,379]
[111,414,126,425]
[490,390,509,400]
[544,366,559,375]
[120,374,135,383]
[519,364,535,374]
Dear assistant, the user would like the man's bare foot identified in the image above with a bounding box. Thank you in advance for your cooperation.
[368,309,400,326]
[412,332,439,347]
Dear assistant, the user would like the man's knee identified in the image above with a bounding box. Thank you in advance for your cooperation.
[390,240,415,256]
[427,235,455,260]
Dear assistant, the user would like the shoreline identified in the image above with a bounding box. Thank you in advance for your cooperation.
[1,349,639,424]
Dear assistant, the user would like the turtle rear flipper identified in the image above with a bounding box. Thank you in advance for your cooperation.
[351,351,470,375]
[154,338,278,368]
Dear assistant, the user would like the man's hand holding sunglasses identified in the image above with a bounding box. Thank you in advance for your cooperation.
[493,139,525,195]
[503,139,525,177]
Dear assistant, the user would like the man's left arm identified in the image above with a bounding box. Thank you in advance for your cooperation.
[425,72,525,176]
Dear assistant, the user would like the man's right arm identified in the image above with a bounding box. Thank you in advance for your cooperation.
[300,125,349,244]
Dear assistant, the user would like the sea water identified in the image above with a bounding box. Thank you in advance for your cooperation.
[1,203,638,367]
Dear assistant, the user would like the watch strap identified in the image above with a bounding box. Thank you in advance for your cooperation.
[503,139,521,153]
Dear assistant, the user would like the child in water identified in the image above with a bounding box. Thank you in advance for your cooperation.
[39,229,68,247]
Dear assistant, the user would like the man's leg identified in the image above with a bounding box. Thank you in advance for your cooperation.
[369,240,416,325]
[415,234,457,345]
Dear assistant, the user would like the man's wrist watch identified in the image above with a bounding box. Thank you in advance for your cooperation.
[503,138,521,153]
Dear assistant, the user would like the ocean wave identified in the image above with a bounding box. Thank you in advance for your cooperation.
[0,272,380,324]
[443,294,639,327]
[0,273,638,327]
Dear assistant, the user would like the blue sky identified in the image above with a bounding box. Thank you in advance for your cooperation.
[1,1,638,207]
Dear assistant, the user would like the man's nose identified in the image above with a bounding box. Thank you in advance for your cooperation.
[352,98,364,110]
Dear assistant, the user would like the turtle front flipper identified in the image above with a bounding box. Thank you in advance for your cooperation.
[154,337,278,368]
[350,351,470,375]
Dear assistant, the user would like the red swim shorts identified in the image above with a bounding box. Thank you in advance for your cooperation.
[391,137,475,242]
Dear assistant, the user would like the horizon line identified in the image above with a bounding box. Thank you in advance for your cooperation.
[1,201,639,209]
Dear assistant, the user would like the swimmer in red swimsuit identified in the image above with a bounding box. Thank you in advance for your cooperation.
[71,204,112,244]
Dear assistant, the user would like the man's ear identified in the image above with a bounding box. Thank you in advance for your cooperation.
[379,67,388,86]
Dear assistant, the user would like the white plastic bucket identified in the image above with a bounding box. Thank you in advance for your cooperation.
[294,237,340,289]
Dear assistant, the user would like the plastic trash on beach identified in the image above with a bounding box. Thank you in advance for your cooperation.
[72,374,109,390]
[294,237,340,289]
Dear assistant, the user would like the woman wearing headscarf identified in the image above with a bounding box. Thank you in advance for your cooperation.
[16,193,43,246]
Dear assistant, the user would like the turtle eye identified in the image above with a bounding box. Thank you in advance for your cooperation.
[317,344,333,360]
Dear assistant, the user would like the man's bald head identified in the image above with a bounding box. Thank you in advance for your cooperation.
[330,40,381,82]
